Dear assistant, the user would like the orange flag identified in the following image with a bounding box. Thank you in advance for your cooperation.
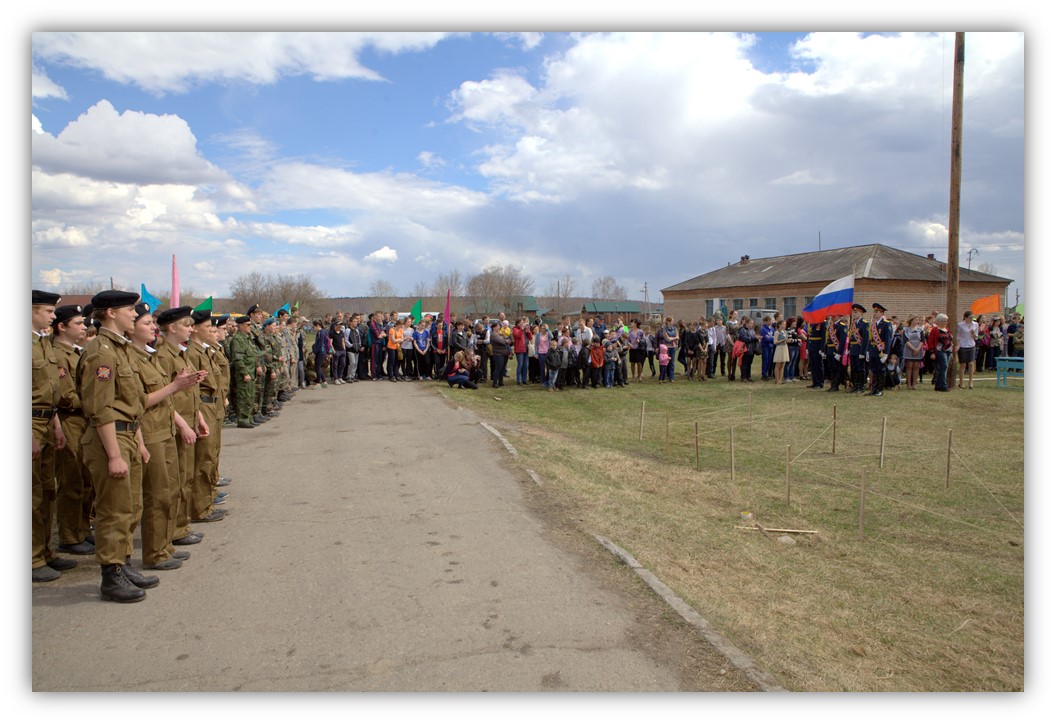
[970,294,1000,315]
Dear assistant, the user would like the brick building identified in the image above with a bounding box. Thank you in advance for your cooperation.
[660,244,1012,323]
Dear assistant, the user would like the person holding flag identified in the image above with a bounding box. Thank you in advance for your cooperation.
[801,274,854,390]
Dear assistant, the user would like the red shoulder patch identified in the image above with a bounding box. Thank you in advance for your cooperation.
[96,366,113,381]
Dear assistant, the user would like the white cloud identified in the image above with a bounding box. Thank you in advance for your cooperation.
[32,100,229,185]
[32,32,453,94]
[31,67,67,100]
[364,246,398,263]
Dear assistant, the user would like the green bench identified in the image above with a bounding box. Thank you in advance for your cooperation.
[995,356,1024,388]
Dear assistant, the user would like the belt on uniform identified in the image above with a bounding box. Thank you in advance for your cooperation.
[200,394,218,404]
[58,408,83,416]
[32,407,57,419]
[113,420,141,433]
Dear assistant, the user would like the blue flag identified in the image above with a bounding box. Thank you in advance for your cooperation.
[140,283,162,312]
[274,302,291,316]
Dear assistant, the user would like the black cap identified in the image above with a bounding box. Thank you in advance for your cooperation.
[133,302,152,322]
[190,309,212,325]
[33,289,62,305]
[53,305,84,326]
[213,314,230,326]
[156,306,192,326]
[247,303,262,314]
[91,289,139,310]
[872,303,887,313]
[851,303,866,313]
[235,315,251,325]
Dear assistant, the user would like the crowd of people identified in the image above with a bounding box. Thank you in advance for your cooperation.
[32,287,1024,601]
[302,305,1024,396]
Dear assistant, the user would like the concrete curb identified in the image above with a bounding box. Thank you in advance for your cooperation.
[593,535,787,692]
[476,414,786,692]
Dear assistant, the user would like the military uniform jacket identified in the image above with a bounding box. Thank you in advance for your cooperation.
[211,343,231,402]
[807,321,827,344]
[32,333,61,440]
[154,341,199,423]
[249,323,267,367]
[77,327,145,428]
[229,331,258,378]
[848,318,869,357]
[868,317,894,356]
[51,340,83,414]
[825,320,847,358]
[129,344,176,445]
[186,341,220,399]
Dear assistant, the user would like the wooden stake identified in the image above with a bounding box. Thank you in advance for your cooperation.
[730,426,735,483]
[945,429,953,490]
[665,413,670,456]
[832,405,837,455]
[859,466,867,541]
[879,416,888,469]
[639,401,646,441]
[694,421,700,470]
[785,444,792,505]
[748,391,753,432]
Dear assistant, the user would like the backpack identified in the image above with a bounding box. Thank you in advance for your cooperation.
[545,347,561,370]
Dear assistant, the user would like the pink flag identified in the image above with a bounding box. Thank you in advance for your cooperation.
[171,254,180,307]
[443,288,451,327]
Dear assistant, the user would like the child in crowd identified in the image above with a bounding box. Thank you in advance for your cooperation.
[657,342,670,384]
[589,337,605,388]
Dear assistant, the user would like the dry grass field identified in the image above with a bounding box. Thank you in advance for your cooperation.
[440,361,1024,691]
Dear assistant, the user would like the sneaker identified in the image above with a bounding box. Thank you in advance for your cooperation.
[321,382,328,388]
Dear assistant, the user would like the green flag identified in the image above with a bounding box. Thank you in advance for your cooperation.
[193,296,213,312]
[410,298,423,322]
[1015,303,1024,315]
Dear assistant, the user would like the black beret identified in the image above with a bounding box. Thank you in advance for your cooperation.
[247,303,262,314]
[156,306,192,326]
[33,289,62,305]
[53,305,84,326]
[235,315,251,324]
[91,289,139,310]
[190,309,212,325]
[213,314,230,326]
[82,303,94,318]
[134,302,152,322]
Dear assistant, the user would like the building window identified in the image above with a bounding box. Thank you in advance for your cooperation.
[705,299,714,317]
[733,298,744,311]
[783,297,797,319]
[765,297,776,310]
[749,298,759,308]
[804,296,814,308]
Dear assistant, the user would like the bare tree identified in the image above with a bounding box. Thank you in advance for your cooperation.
[976,262,998,276]
[466,264,534,313]
[541,274,577,316]
[592,275,627,301]
[431,269,466,299]
[229,272,325,317]
[369,279,399,311]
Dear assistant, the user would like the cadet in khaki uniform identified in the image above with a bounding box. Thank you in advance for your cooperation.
[129,303,202,570]
[209,315,233,492]
[155,307,213,542]
[32,290,77,582]
[78,290,157,602]
[51,304,96,557]
[185,310,226,522]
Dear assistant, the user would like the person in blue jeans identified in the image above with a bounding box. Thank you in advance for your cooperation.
[930,313,952,391]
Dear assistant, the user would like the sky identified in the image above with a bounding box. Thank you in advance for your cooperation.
[30,29,1025,307]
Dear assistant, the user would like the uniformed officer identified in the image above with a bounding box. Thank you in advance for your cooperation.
[210,315,234,490]
[229,316,259,428]
[51,304,96,557]
[186,310,226,522]
[247,304,269,420]
[806,317,827,389]
[847,303,869,394]
[77,289,156,602]
[32,290,78,582]
[260,317,280,416]
[826,314,848,392]
[867,302,894,396]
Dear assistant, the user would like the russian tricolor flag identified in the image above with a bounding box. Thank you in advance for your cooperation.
[801,274,854,323]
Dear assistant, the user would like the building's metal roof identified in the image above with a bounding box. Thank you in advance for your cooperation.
[582,301,643,314]
[661,244,1012,293]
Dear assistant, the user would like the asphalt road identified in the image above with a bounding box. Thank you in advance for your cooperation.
[31,378,756,692]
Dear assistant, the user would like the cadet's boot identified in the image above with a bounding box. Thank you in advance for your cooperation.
[123,557,160,589]
[100,564,146,603]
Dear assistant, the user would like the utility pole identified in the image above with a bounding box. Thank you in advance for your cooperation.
[946,32,965,389]
[642,282,650,318]
[818,230,821,252]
